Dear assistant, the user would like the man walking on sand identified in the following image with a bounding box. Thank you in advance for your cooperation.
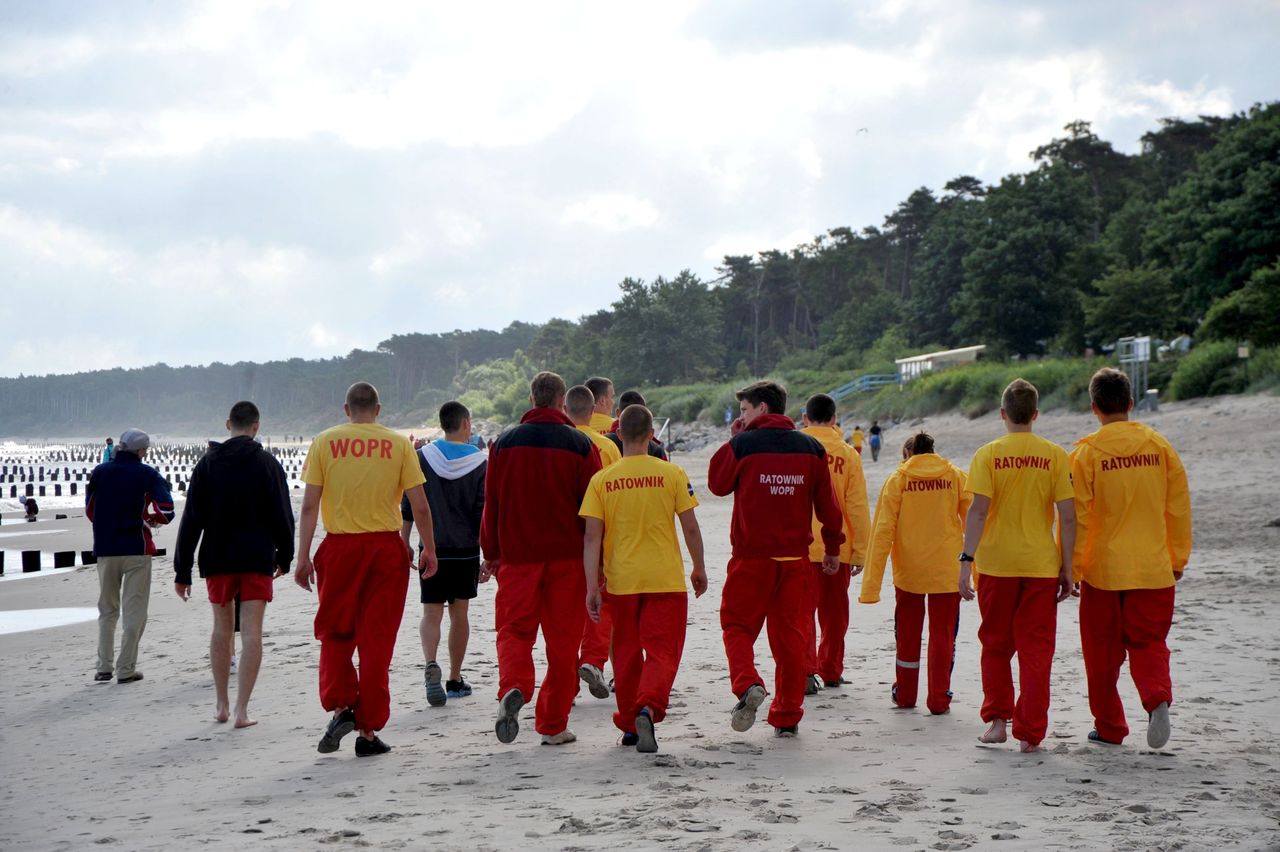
[174,401,295,728]
[87,428,175,684]
[296,383,437,757]
[482,371,603,746]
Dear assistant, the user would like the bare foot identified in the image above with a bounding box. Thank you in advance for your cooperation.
[215,703,230,723]
[233,714,257,729]
[978,720,1007,744]
[1019,740,1041,753]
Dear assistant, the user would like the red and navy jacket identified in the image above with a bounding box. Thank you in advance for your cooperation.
[480,407,602,564]
[708,413,844,560]
[86,451,176,557]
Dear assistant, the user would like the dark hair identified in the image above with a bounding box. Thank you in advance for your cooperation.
[909,431,935,455]
[229,400,260,429]
[565,385,596,419]
[1001,378,1038,425]
[439,400,470,433]
[1089,367,1132,415]
[805,393,837,424]
[736,380,787,414]
[617,390,646,409]
[530,371,567,408]
[105,437,113,444]
[619,404,654,443]
[584,376,613,403]
[345,382,380,413]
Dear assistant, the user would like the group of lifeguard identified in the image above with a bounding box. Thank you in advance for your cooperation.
[284,365,1189,757]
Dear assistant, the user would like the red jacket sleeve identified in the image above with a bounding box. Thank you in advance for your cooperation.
[707,441,739,497]
[812,455,844,557]
[480,447,501,561]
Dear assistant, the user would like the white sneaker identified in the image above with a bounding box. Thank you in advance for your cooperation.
[541,729,577,746]
[731,684,767,732]
[578,664,610,699]
[1147,702,1171,749]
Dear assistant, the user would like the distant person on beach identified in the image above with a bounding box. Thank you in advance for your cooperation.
[869,421,882,462]
[1069,368,1192,749]
[296,382,436,757]
[24,497,38,522]
[709,380,844,737]
[566,384,620,701]
[860,431,970,714]
[959,379,1076,753]
[851,425,865,456]
[174,401,295,728]
[102,437,114,464]
[799,393,870,693]
[606,390,669,461]
[581,404,707,753]
[482,371,602,746]
[585,376,616,435]
[86,428,175,684]
[398,401,486,708]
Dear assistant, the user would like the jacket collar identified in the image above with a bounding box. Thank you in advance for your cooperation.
[520,407,576,427]
[745,413,797,432]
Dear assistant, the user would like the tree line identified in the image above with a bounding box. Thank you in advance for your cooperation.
[2,104,1276,435]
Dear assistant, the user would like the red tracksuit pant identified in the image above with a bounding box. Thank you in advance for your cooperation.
[609,591,688,733]
[977,575,1058,746]
[313,531,410,733]
[494,559,587,736]
[893,588,960,714]
[1080,582,1175,743]
[721,557,808,728]
[579,594,612,670]
[805,561,851,683]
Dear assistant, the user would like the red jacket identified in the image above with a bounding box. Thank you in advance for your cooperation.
[708,413,844,559]
[480,407,602,564]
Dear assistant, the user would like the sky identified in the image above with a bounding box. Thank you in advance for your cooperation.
[1,0,1276,377]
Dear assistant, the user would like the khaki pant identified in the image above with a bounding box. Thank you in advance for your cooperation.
[97,555,152,677]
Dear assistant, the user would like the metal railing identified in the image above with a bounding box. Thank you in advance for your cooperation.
[829,374,898,402]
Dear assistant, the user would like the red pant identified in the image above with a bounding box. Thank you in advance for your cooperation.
[313,531,410,733]
[804,561,851,683]
[721,557,808,728]
[494,559,587,736]
[1080,582,1175,743]
[609,591,688,732]
[976,575,1058,746]
[579,594,612,670]
[893,588,960,713]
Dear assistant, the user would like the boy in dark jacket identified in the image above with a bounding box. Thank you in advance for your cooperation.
[399,401,487,707]
[709,381,844,737]
[175,402,295,727]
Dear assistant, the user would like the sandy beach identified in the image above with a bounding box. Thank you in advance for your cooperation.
[2,395,1279,851]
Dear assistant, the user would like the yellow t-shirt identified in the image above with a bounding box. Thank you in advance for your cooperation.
[964,432,1073,578]
[579,455,698,594]
[589,412,614,436]
[302,422,426,534]
[576,425,622,468]
[851,429,865,449]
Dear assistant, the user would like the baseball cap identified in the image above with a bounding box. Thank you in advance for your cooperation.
[117,428,151,452]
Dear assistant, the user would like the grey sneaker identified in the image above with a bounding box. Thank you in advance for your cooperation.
[541,729,577,745]
[731,684,767,732]
[425,661,447,707]
[635,709,658,754]
[805,674,821,695]
[578,664,610,699]
[495,688,524,744]
[1147,702,1171,749]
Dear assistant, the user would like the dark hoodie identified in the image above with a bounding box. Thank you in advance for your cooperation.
[174,436,295,585]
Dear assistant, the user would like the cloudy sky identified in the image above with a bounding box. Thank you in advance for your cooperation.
[1,0,1275,377]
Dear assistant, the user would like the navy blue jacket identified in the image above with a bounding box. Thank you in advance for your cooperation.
[86,451,176,557]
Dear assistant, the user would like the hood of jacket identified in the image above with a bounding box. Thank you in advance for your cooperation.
[1073,420,1161,458]
[745,413,797,432]
[205,435,264,462]
[520,407,576,427]
[421,441,486,480]
[799,424,843,448]
[900,453,954,480]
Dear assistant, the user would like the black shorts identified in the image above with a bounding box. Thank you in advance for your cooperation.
[420,552,480,604]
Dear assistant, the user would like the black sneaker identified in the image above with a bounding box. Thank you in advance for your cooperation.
[354,735,391,757]
[446,678,472,698]
[775,724,799,738]
[805,674,821,695]
[94,672,112,683]
[824,677,847,688]
[1088,729,1122,746]
[117,672,143,684]
[425,661,447,707]
[619,732,640,747]
[317,708,356,753]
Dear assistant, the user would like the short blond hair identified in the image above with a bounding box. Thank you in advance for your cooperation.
[530,371,567,408]
[1001,378,1038,425]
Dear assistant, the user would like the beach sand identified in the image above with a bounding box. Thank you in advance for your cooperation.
[1,395,1278,850]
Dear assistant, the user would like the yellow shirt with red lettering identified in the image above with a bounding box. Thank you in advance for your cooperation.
[800,425,871,565]
[302,423,426,534]
[964,432,1073,578]
[589,412,614,436]
[579,455,698,594]
[577,425,622,468]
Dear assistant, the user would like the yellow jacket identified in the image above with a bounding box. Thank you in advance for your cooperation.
[589,412,614,436]
[576,425,622,468]
[860,453,971,602]
[1069,420,1191,590]
[801,425,871,565]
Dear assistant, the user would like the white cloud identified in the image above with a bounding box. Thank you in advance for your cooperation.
[561,194,661,233]
[702,228,817,262]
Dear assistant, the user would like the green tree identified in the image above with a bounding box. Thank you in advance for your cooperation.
[1197,261,1280,347]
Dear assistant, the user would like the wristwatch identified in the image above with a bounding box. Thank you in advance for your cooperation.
[958,552,975,563]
